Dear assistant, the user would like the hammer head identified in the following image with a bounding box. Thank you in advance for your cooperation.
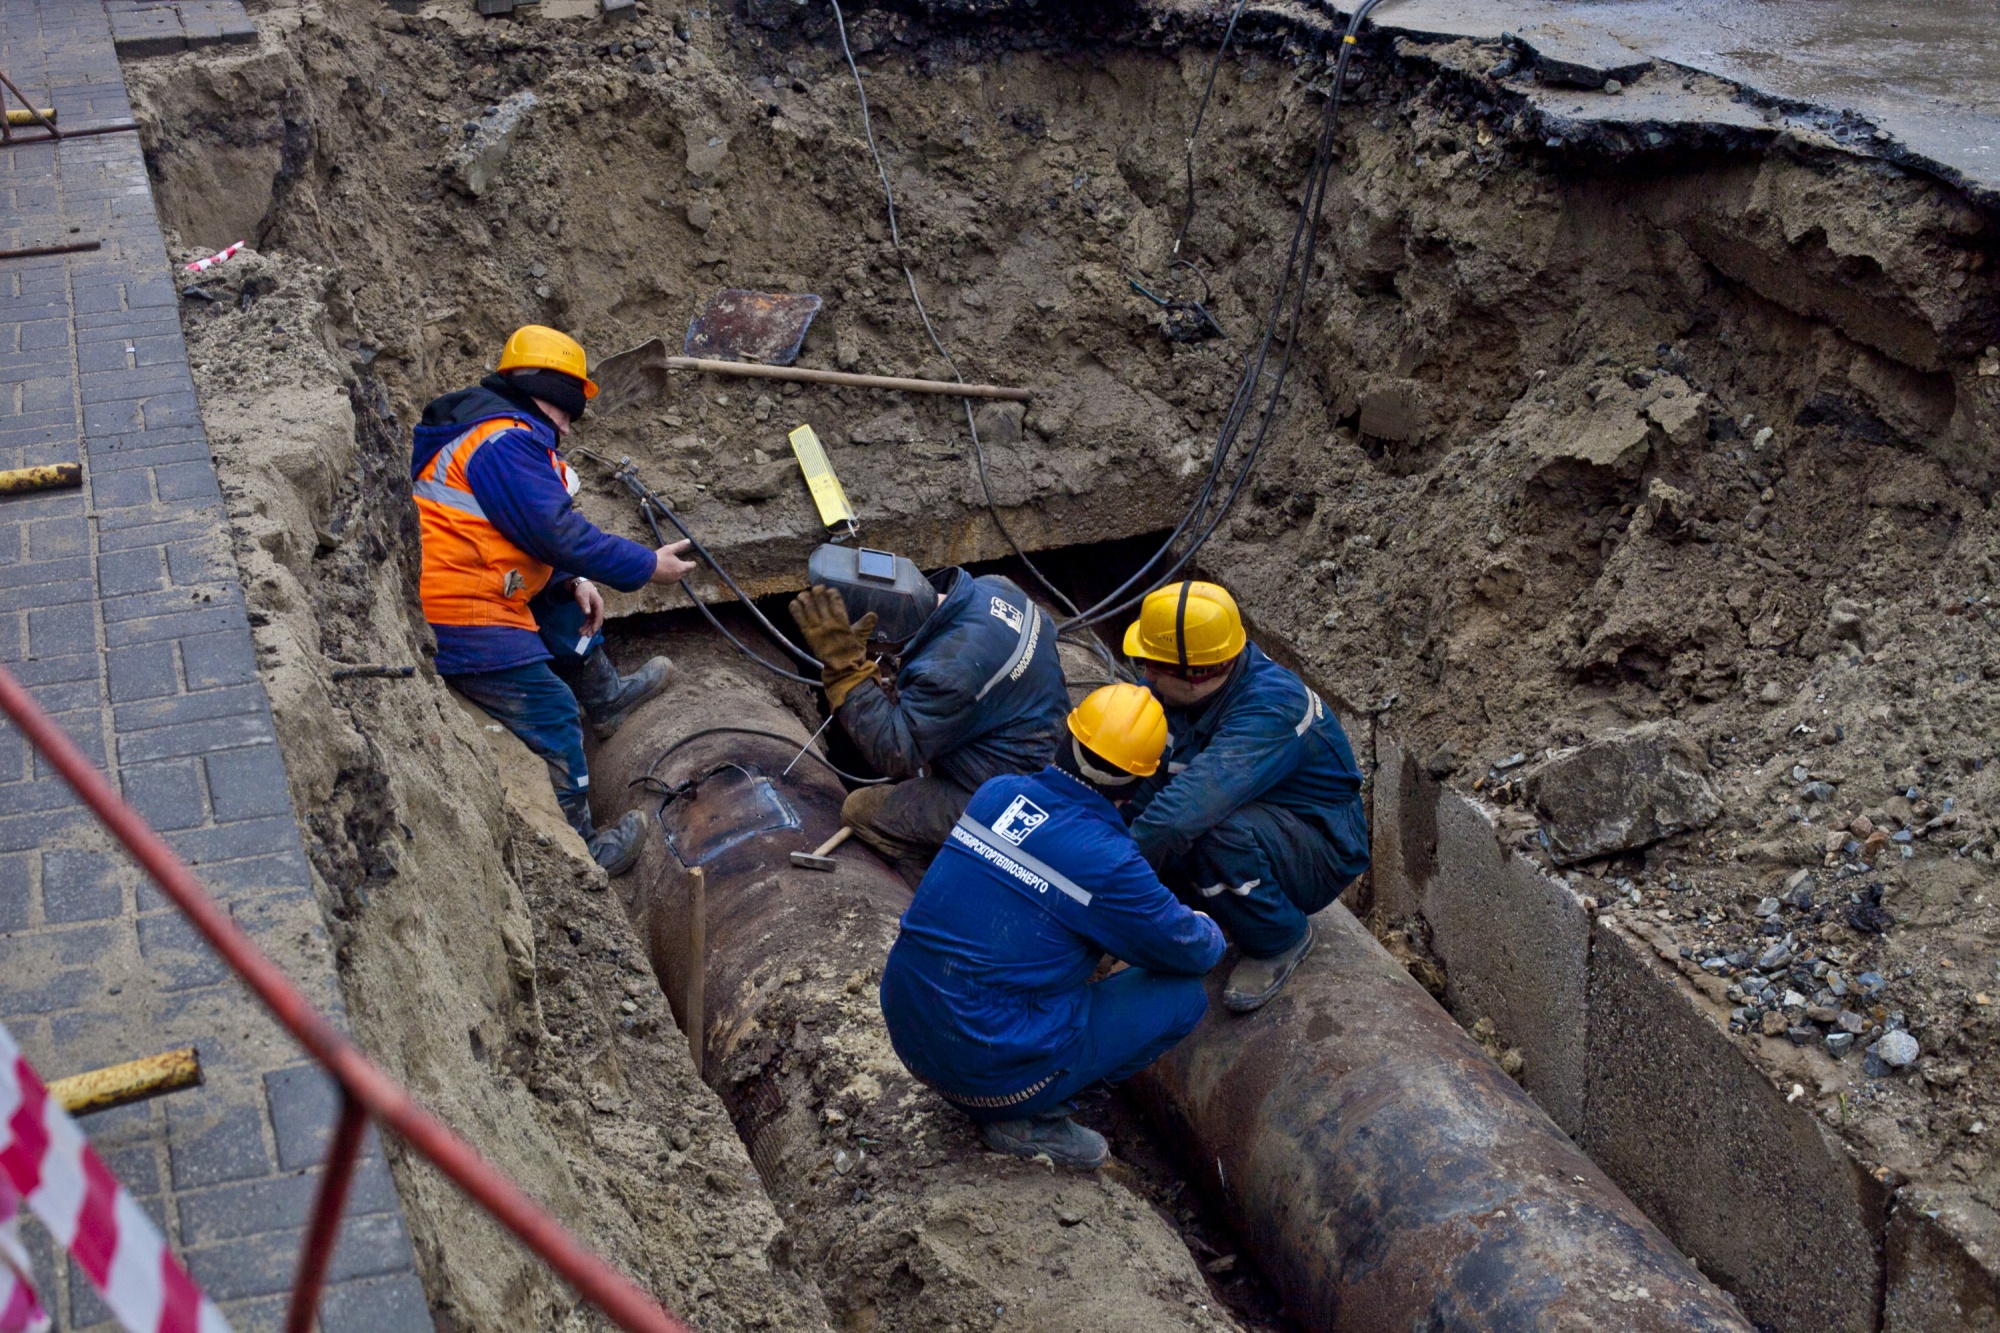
[789,851,840,872]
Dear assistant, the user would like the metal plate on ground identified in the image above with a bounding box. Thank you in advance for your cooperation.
[683,289,823,365]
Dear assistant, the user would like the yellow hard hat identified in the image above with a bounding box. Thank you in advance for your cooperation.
[1067,683,1167,778]
[497,325,599,399]
[1122,581,1245,669]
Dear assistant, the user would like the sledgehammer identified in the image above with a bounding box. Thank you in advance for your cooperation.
[790,827,852,872]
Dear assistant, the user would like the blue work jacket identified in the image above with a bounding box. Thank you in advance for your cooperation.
[881,765,1225,1100]
[412,379,656,675]
[1126,643,1370,876]
[839,569,1068,791]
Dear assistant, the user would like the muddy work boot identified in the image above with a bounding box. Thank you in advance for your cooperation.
[1223,921,1316,1014]
[982,1113,1108,1170]
[574,650,673,740]
[586,809,651,876]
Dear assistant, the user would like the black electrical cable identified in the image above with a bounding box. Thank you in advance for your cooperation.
[641,726,890,786]
[569,446,826,677]
[634,498,824,688]
[1170,0,1253,263]
[1059,0,1384,635]
[827,0,1116,680]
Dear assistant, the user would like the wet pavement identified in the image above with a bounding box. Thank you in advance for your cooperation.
[1368,0,2000,203]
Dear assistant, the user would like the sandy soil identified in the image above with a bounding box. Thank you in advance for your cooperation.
[133,0,2000,1318]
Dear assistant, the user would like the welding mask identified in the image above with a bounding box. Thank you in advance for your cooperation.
[807,544,936,646]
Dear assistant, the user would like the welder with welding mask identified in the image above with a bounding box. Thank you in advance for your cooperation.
[1121,580,1369,1013]
[788,546,1069,873]
[880,683,1225,1169]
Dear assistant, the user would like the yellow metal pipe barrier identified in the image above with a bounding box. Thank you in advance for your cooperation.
[0,464,82,497]
[48,1047,203,1116]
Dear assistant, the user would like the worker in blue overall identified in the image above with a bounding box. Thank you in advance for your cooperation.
[880,683,1225,1169]
[789,548,1069,873]
[413,325,697,874]
[1122,581,1369,1013]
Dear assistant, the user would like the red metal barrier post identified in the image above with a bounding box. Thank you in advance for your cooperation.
[0,665,696,1333]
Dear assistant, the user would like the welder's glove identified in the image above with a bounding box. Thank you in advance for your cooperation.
[790,585,880,709]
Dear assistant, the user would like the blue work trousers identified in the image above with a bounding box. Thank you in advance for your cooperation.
[448,593,618,838]
[1160,801,1356,959]
[958,967,1209,1124]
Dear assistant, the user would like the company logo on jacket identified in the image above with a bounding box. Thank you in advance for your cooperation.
[989,596,1025,631]
[993,795,1049,846]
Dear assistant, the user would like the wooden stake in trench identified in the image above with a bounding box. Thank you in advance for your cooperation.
[685,867,705,1076]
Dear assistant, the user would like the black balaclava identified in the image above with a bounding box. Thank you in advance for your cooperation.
[500,367,588,422]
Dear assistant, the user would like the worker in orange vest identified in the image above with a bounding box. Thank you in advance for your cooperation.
[411,325,696,873]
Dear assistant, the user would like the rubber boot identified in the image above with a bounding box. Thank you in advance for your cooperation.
[1223,920,1316,1014]
[981,1113,1108,1170]
[573,649,673,741]
[587,809,650,876]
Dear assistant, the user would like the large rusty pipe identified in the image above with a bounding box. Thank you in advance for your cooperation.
[1133,905,1755,1331]
[590,661,1240,1333]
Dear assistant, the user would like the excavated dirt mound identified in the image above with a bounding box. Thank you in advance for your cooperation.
[136,0,2000,1324]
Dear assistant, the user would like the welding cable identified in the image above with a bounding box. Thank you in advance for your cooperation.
[641,726,891,787]
[826,0,1098,645]
[1058,0,1384,634]
[570,446,824,671]
[635,498,824,688]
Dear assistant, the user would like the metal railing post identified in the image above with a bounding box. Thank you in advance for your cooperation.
[287,1091,368,1333]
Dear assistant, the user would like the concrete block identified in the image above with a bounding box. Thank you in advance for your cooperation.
[1367,729,1429,924]
[1582,921,1886,1333]
[1885,1190,2000,1332]
[1426,787,1591,1136]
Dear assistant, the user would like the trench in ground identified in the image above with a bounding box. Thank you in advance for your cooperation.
[136,3,2000,1328]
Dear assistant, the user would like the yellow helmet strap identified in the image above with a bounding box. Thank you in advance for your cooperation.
[1072,736,1139,786]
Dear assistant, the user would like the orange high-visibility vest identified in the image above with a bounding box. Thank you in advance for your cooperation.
[412,417,571,630]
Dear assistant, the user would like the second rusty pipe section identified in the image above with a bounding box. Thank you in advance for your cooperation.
[1132,904,1754,1331]
[594,661,1750,1332]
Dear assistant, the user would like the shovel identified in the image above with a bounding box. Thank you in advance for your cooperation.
[589,288,1030,416]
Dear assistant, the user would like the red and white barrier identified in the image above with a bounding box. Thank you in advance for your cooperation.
[182,242,243,274]
[0,1024,231,1333]
[0,1176,49,1333]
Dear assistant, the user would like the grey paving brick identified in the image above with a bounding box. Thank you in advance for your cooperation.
[27,601,95,657]
[318,1270,433,1333]
[206,746,293,823]
[41,848,122,923]
[0,853,28,931]
[177,1150,398,1247]
[98,511,223,551]
[106,640,178,702]
[0,725,24,785]
[118,714,273,764]
[102,602,245,647]
[9,652,99,689]
[154,459,221,503]
[0,804,92,854]
[101,585,241,626]
[185,1211,413,1306]
[139,850,311,909]
[166,1099,271,1190]
[113,682,261,732]
[166,539,231,587]
[0,776,83,819]
[119,757,205,830]
[179,629,257,688]
[165,815,298,867]
[27,516,89,560]
[0,554,91,593]
[98,543,165,595]
[89,464,153,508]
[137,909,228,988]
[0,576,96,615]
[263,1064,337,1172]
[31,709,105,781]
[0,525,20,566]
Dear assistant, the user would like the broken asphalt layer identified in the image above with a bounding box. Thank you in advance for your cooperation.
[1326,0,1999,208]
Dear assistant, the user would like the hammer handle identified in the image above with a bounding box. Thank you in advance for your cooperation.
[812,827,853,858]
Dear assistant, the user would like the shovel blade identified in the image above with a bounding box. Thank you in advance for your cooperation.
[590,336,672,416]
[684,289,823,365]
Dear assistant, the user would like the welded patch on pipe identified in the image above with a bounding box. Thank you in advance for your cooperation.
[661,764,801,866]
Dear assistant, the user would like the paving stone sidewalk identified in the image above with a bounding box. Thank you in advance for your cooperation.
[0,2,428,1328]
